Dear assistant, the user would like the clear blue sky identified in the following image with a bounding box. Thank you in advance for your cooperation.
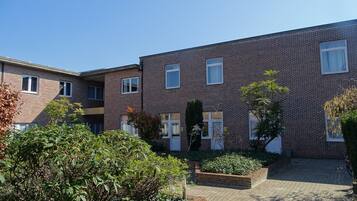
[1,0,357,72]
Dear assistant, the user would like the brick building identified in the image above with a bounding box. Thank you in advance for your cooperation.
[2,19,357,158]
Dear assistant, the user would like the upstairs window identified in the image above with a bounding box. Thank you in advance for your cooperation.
[88,86,104,100]
[22,75,38,93]
[59,81,72,97]
[320,40,348,74]
[122,77,139,94]
[325,112,344,142]
[206,58,223,85]
[165,64,180,89]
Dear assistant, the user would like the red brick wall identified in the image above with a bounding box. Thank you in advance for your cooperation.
[3,63,103,125]
[141,23,357,158]
[104,68,142,130]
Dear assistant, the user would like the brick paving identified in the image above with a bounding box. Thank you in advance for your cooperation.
[187,159,355,201]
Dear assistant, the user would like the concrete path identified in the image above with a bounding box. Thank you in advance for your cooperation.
[188,159,354,201]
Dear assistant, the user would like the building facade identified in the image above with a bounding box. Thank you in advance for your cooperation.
[3,19,357,158]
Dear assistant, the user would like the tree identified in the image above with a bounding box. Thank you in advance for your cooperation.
[185,100,203,151]
[0,83,20,157]
[240,70,289,151]
[44,97,84,125]
[127,107,161,142]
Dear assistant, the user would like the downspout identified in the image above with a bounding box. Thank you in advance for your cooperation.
[1,62,4,84]
[140,61,144,111]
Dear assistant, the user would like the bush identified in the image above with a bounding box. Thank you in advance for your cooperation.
[201,153,262,175]
[341,111,357,184]
[0,125,187,201]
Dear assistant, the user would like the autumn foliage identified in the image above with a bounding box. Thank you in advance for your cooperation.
[0,83,20,156]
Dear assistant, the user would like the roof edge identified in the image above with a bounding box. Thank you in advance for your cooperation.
[79,64,140,77]
[140,19,357,59]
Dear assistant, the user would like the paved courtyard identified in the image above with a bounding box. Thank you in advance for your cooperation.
[188,159,354,201]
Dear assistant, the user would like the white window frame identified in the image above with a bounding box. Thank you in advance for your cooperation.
[122,77,139,94]
[59,81,72,97]
[325,113,344,142]
[88,86,104,100]
[320,40,349,75]
[21,75,38,94]
[202,112,223,139]
[249,112,258,140]
[160,113,180,139]
[206,58,224,85]
[165,64,180,89]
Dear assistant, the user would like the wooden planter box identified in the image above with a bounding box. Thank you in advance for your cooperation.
[194,157,290,189]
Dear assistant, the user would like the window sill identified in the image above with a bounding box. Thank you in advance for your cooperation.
[206,82,224,86]
[326,139,344,143]
[59,95,72,98]
[122,91,139,95]
[321,70,349,75]
[21,91,38,95]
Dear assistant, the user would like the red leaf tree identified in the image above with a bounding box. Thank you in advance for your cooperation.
[0,83,20,157]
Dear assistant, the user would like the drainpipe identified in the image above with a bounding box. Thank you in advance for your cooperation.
[0,62,3,83]
[140,61,144,111]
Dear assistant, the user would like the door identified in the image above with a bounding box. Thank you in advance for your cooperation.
[170,121,181,151]
[266,136,282,154]
[211,121,224,150]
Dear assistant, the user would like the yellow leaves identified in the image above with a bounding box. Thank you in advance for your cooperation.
[324,87,357,118]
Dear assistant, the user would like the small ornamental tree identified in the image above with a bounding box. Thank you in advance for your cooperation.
[44,97,84,125]
[0,83,20,157]
[185,100,203,151]
[127,107,161,142]
[240,70,289,151]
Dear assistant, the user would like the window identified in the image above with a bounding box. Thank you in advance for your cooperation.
[160,113,180,138]
[165,64,180,89]
[59,81,72,97]
[249,112,258,140]
[121,115,138,136]
[22,75,38,93]
[202,112,223,139]
[206,58,223,85]
[122,77,139,94]
[320,40,348,74]
[88,122,103,134]
[88,86,104,100]
[325,112,344,142]
[13,123,35,132]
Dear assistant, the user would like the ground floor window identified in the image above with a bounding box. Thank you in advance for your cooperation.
[13,123,35,131]
[202,112,223,139]
[325,112,344,142]
[120,115,138,136]
[160,113,180,138]
[88,122,103,134]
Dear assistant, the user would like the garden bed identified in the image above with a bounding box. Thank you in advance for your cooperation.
[195,157,290,189]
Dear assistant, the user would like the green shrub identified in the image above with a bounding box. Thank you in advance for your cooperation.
[341,111,357,183]
[0,125,187,201]
[197,152,279,175]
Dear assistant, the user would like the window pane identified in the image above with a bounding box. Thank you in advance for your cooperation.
[131,78,139,92]
[161,122,169,137]
[96,87,104,100]
[326,116,343,140]
[172,122,180,136]
[203,112,209,121]
[30,77,37,92]
[320,40,346,49]
[166,64,179,71]
[166,71,180,88]
[22,77,29,91]
[59,82,65,95]
[202,122,209,137]
[207,65,222,84]
[211,112,223,120]
[65,82,71,96]
[322,49,347,73]
[171,113,180,121]
[207,58,223,66]
[249,113,258,139]
[88,86,95,99]
[122,79,130,93]
[160,114,169,121]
